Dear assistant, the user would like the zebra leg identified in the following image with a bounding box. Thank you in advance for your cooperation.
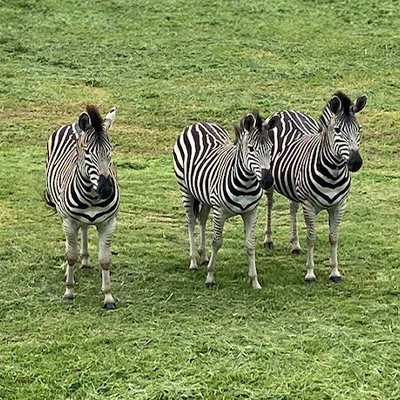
[290,201,302,255]
[80,225,90,269]
[328,202,345,283]
[198,204,210,265]
[97,218,117,310]
[263,188,274,250]
[242,208,262,290]
[205,210,226,288]
[62,219,80,300]
[302,203,317,283]
[180,189,198,270]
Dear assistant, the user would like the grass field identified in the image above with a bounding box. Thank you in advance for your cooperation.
[1,0,400,399]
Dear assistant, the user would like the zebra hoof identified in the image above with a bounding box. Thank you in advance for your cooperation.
[103,302,117,310]
[200,259,209,266]
[63,295,74,301]
[81,264,91,270]
[264,241,274,250]
[291,249,301,256]
[329,276,341,283]
[205,282,215,289]
[304,277,316,284]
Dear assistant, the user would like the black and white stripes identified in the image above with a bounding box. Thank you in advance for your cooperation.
[263,92,367,282]
[173,112,276,288]
[45,105,120,308]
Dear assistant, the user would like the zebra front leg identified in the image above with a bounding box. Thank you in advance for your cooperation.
[80,225,90,269]
[205,210,226,288]
[302,203,317,283]
[242,208,262,290]
[263,188,274,250]
[97,218,117,309]
[290,201,302,255]
[328,202,345,283]
[198,205,210,265]
[62,219,80,300]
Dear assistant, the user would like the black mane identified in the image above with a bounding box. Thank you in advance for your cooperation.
[234,111,263,144]
[86,105,104,134]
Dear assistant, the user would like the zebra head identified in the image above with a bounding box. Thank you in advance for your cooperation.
[77,105,117,199]
[238,112,277,190]
[322,92,367,172]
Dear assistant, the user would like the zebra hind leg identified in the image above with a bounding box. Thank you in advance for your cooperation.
[80,225,91,269]
[181,189,199,270]
[62,219,80,300]
[290,201,302,255]
[97,218,117,310]
[263,188,274,250]
[198,204,210,265]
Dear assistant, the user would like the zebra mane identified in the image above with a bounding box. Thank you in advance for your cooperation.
[319,91,353,129]
[86,105,104,134]
[233,111,263,144]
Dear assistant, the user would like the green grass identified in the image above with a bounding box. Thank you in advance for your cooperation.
[1,0,400,399]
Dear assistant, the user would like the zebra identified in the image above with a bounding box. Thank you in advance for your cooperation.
[263,91,367,283]
[45,105,120,309]
[173,112,278,289]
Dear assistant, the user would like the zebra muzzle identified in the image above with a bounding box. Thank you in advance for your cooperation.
[348,150,363,172]
[97,175,114,199]
[261,169,274,190]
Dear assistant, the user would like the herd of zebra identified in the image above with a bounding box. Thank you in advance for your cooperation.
[45,91,367,309]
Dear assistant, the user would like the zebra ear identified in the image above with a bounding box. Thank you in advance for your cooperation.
[104,107,117,131]
[264,115,279,131]
[244,114,256,131]
[328,96,342,115]
[351,95,367,114]
[78,112,92,132]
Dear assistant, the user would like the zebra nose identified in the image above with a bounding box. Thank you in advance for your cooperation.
[97,175,114,199]
[348,150,363,172]
[261,169,274,190]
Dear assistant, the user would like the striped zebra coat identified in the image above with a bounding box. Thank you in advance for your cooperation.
[173,112,277,289]
[263,92,367,282]
[45,105,120,309]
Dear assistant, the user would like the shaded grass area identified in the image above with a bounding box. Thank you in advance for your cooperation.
[1,0,400,399]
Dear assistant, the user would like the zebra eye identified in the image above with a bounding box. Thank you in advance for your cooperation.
[248,146,254,152]
[334,127,341,134]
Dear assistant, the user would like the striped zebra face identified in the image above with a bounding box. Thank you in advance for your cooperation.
[242,113,276,189]
[78,107,117,199]
[327,93,367,172]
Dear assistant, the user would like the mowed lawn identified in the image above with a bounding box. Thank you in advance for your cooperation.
[1,0,400,399]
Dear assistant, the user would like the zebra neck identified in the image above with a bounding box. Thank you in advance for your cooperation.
[75,166,96,196]
[233,146,258,187]
[318,133,347,176]
[318,107,333,131]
